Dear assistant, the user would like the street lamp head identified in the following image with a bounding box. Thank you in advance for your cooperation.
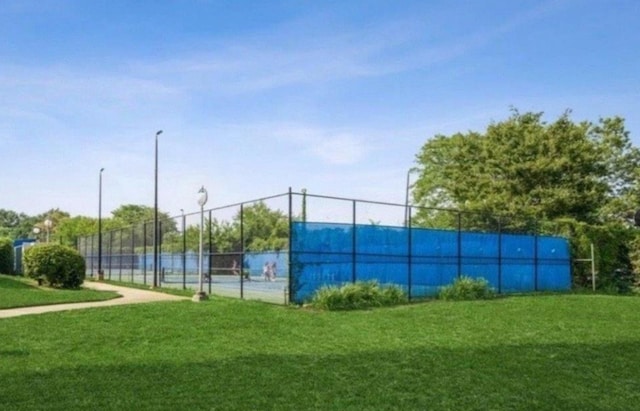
[44,219,52,229]
[100,167,105,173]
[33,227,40,234]
[197,186,208,207]
[156,130,163,137]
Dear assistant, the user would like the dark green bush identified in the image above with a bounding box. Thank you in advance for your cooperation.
[309,280,407,310]
[438,276,495,301]
[23,244,85,288]
[0,237,13,274]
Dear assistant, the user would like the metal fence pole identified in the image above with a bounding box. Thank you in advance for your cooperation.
[90,235,95,276]
[208,210,213,295]
[159,221,163,286]
[407,206,413,301]
[119,228,123,281]
[240,203,244,299]
[143,222,147,285]
[287,188,293,304]
[352,200,357,284]
[131,226,135,283]
[182,214,186,290]
[497,217,502,294]
[457,212,462,278]
[534,220,539,292]
[108,230,113,280]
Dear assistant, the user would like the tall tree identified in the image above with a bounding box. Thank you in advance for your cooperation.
[239,202,288,251]
[55,216,98,247]
[413,110,640,226]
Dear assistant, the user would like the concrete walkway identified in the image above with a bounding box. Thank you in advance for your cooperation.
[0,281,188,319]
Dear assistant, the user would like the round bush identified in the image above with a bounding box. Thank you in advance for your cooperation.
[438,276,495,301]
[23,244,86,288]
[0,237,13,274]
[310,280,407,310]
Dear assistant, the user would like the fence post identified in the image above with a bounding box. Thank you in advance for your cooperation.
[534,220,539,292]
[131,226,135,283]
[457,212,462,278]
[240,203,244,299]
[90,235,95,276]
[352,200,357,284]
[407,206,413,301]
[208,210,213,295]
[119,228,123,281]
[287,188,293,304]
[108,230,113,280]
[497,217,502,294]
[159,221,163,285]
[182,214,186,290]
[143,222,147,285]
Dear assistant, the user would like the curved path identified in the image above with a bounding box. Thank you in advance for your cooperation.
[0,281,188,319]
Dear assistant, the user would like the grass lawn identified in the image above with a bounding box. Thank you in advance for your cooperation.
[0,274,120,309]
[1,293,640,410]
[101,278,195,297]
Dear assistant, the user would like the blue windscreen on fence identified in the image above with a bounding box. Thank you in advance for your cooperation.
[290,222,571,303]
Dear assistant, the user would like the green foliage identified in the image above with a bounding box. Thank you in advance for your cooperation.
[542,218,636,290]
[55,216,97,247]
[23,244,86,288]
[240,202,289,251]
[310,280,407,310]
[413,110,640,225]
[0,237,13,274]
[160,202,288,253]
[438,276,495,301]
[0,208,70,240]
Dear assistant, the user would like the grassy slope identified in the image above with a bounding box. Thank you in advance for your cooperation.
[1,295,639,410]
[0,275,120,309]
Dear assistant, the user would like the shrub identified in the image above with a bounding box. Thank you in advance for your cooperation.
[23,244,86,288]
[309,280,407,310]
[438,276,495,301]
[0,237,13,274]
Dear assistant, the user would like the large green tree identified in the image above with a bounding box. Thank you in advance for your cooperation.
[413,110,640,226]
[160,202,288,253]
[55,216,98,247]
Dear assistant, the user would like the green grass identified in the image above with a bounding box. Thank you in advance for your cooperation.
[0,274,120,309]
[1,294,640,410]
[100,278,195,297]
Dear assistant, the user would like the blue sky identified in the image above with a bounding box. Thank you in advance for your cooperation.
[1,0,639,218]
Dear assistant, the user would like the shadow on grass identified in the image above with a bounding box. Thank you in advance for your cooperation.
[2,341,640,410]
[0,276,34,290]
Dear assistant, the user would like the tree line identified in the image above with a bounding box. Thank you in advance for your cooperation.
[1,202,288,254]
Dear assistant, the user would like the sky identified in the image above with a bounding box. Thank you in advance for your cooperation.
[1,0,639,219]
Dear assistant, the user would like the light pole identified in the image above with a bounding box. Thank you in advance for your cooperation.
[98,167,105,279]
[404,168,418,227]
[153,129,163,288]
[44,219,52,243]
[193,186,209,301]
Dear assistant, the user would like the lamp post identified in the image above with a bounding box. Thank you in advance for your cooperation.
[98,168,105,279]
[153,130,163,288]
[193,186,209,301]
[404,168,418,227]
[44,219,52,243]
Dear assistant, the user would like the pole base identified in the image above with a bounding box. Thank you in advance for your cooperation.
[191,291,209,302]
